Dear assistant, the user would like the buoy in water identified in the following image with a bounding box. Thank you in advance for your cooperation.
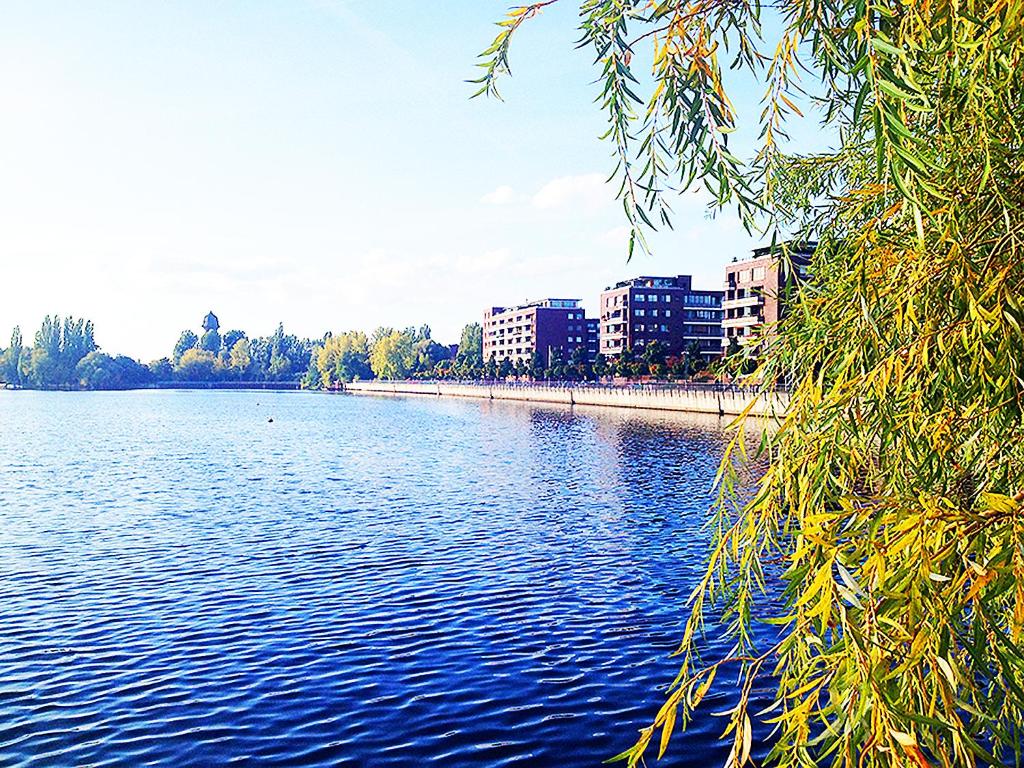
[268,417,274,423]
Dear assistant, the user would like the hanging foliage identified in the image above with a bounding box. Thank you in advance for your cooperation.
[477,1,1024,766]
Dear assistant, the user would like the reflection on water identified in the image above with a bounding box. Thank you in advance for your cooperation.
[0,390,750,767]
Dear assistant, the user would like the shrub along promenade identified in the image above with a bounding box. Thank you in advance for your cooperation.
[342,380,787,417]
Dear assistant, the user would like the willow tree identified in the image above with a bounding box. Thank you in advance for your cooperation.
[477,2,1024,766]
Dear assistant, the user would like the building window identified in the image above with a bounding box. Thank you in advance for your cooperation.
[665,310,671,317]
[635,309,645,317]
[753,266,766,280]
[635,294,645,302]
[664,294,671,302]
[660,324,668,332]
[651,309,659,317]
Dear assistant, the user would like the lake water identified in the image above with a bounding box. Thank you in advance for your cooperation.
[0,390,742,767]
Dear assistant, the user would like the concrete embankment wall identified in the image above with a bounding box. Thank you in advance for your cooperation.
[343,381,787,417]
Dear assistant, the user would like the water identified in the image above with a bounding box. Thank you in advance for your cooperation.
[0,390,743,767]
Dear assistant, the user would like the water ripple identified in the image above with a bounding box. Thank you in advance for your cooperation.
[0,390,749,767]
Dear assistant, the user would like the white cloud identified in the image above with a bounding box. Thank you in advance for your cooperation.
[479,173,617,214]
[597,225,632,246]
[457,247,511,273]
[480,185,521,205]
[531,172,612,212]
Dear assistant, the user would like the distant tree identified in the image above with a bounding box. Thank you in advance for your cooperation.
[498,356,514,379]
[222,329,246,352]
[413,337,452,377]
[337,336,372,382]
[200,329,221,354]
[76,352,151,390]
[59,317,96,381]
[0,326,24,385]
[24,315,96,388]
[513,358,527,378]
[369,327,415,380]
[175,348,219,381]
[545,346,565,380]
[642,340,667,378]
[316,331,371,387]
[173,331,199,364]
[568,345,591,381]
[268,353,290,378]
[455,323,483,376]
[148,357,174,381]
[300,356,319,389]
[529,350,544,380]
[229,338,252,378]
[685,340,706,373]
[592,353,608,379]
[483,352,497,380]
[615,347,636,378]
[26,347,56,389]
[667,354,691,380]
[75,352,114,389]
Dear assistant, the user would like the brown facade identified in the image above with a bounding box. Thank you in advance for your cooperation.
[722,243,813,348]
[483,299,592,365]
[599,275,724,362]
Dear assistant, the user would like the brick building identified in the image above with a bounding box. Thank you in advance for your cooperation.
[599,275,724,363]
[483,299,593,366]
[722,242,814,348]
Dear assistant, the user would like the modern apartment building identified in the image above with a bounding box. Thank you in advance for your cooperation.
[599,275,724,363]
[722,242,814,348]
[483,299,592,365]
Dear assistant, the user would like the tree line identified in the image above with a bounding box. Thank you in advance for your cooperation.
[0,316,316,390]
[0,314,729,391]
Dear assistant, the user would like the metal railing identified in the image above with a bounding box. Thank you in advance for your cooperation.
[361,379,786,395]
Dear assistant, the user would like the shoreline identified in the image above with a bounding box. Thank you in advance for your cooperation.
[342,381,787,418]
[3,382,789,419]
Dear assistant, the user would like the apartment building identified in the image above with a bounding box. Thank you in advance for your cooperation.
[482,299,592,365]
[722,242,814,348]
[599,275,724,363]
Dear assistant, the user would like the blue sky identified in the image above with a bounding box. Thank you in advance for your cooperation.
[0,1,826,360]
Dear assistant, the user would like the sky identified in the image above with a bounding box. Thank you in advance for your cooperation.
[0,1,828,361]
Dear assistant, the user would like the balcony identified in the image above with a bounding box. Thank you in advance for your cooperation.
[722,314,763,328]
[722,293,764,310]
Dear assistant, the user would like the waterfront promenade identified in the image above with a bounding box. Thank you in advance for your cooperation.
[343,380,787,417]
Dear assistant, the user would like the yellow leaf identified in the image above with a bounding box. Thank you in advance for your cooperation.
[890,728,917,747]
[740,714,752,765]
[935,655,957,689]
[979,492,1020,515]
[658,704,676,759]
